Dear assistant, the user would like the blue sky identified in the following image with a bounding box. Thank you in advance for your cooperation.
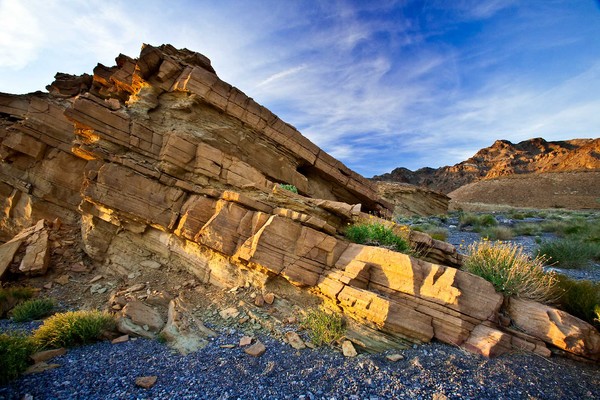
[1,1,599,177]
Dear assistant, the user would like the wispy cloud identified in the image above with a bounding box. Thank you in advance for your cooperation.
[256,65,307,87]
[0,0,43,68]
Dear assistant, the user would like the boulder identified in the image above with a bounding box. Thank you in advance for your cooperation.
[508,298,600,360]
[117,300,164,339]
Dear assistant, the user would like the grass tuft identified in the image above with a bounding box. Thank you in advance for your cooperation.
[0,286,36,303]
[345,222,409,252]
[479,226,515,241]
[301,308,345,347]
[537,239,596,270]
[464,240,557,303]
[554,277,600,329]
[0,333,35,384]
[459,213,498,231]
[32,310,115,349]
[11,298,55,323]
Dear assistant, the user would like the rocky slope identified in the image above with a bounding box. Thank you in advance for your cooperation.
[449,171,600,211]
[374,138,600,194]
[0,44,599,361]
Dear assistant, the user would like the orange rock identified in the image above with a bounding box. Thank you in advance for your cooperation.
[135,376,157,389]
[508,298,600,360]
[244,341,266,357]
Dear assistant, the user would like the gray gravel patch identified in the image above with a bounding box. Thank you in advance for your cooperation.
[1,323,598,400]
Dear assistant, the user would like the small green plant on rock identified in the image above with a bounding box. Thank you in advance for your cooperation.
[345,222,409,252]
[11,298,55,322]
[0,333,35,384]
[464,240,557,303]
[301,308,344,347]
[278,184,298,194]
[32,310,115,349]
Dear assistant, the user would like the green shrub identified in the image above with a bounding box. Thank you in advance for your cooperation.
[278,184,298,194]
[0,286,36,302]
[459,213,498,230]
[427,227,448,242]
[514,222,542,237]
[0,333,35,384]
[554,277,600,329]
[478,214,498,227]
[479,226,514,241]
[345,222,409,252]
[464,240,557,303]
[458,212,480,227]
[11,298,55,322]
[301,308,344,347]
[537,239,596,270]
[0,286,36,318]
[508,210,527,220]
[32,310,115,349]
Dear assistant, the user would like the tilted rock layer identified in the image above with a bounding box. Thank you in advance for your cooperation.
[1,44,599,360]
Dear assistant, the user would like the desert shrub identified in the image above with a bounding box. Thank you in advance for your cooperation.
[477,214,498,228]
[32,310,115,349]
[411,223,447,241]
[458,212,479,227]
[345,222,409,252]
[0,286,36,318]
[464,240,557,303]
[0,333,35,384]
[278,184,298,194]
[554,276,600,329]
[480,226,514,241]
[301,308,344,347]
[427,227,448,242]
[537,239,595,270]
[508,210,526,220]
[0,286,36,304]
[459,213,498,231]
[514,222,542,237]
[11,298,55,322]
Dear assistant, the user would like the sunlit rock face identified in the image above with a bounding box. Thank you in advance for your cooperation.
[1,44,599,360]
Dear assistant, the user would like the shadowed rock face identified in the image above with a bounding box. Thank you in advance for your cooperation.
[1,44,599,360]
[374,181,449,217]
[375,138,600,194]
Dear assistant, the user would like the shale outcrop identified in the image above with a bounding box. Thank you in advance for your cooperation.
[1,44,599,361]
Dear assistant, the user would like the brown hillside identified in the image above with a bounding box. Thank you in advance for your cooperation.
[375,138,600,194]
[449,171,600,210]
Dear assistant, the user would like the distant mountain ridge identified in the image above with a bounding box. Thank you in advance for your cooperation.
[373,138,600,194]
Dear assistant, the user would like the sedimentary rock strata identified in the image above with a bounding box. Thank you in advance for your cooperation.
[1,44,599,360]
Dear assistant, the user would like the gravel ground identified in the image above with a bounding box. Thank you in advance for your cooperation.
[1,322,599,400]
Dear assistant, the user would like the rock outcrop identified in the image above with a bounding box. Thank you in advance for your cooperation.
[375,138,600,194]
[1,44,599,360]
[374,181,449,217]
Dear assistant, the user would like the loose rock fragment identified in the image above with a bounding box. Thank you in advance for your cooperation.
[244,341,266,357]
[135,376,157,389]
[342,340,358,357]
